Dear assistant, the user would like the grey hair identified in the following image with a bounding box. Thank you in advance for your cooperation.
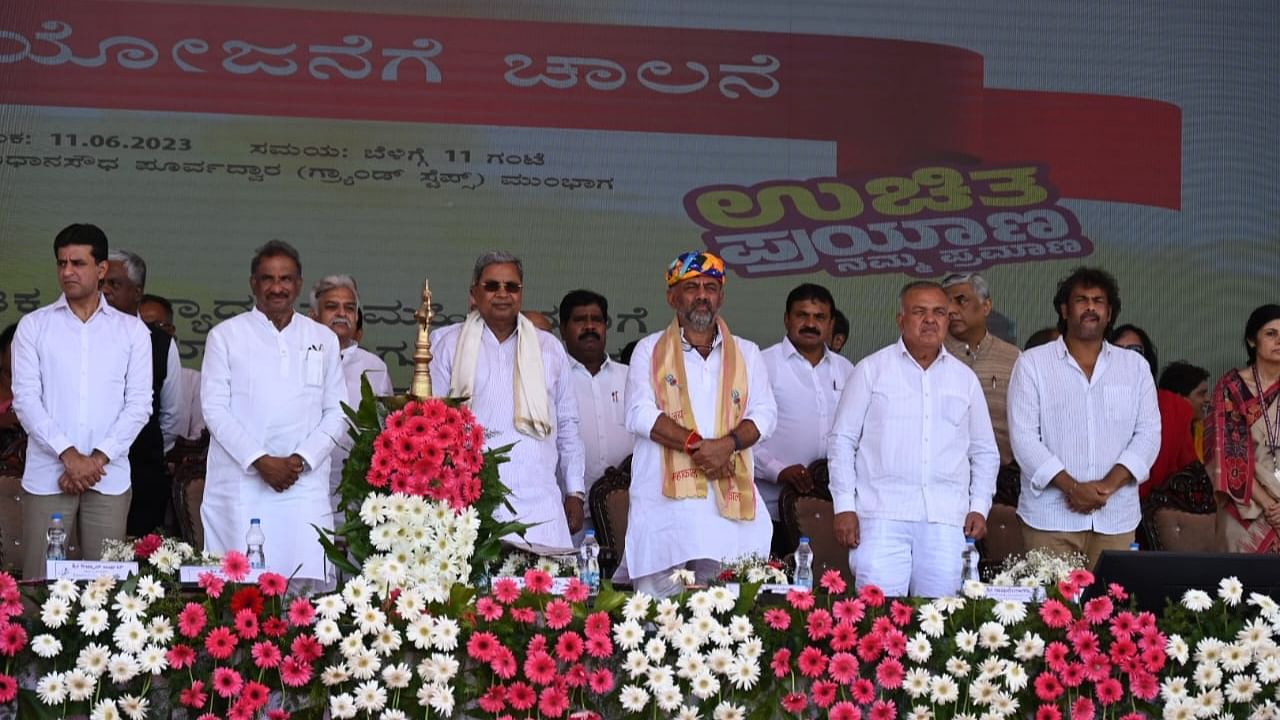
[107,250,147,288]
[471,250,523,285]
[898,280,945,304]
[310,274,361,310]
[940,272,991,301]
[251,239,302,276]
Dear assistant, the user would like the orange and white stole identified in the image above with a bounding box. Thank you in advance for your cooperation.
[650,316,755,520]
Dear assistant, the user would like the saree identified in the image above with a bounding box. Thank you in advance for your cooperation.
[1205,369,1280,554]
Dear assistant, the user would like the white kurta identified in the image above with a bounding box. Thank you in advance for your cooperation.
[200,309,346,579]
[619,328,777,581]
[565,357,633,515]
[430,322,585,551]
[329,344,395,504]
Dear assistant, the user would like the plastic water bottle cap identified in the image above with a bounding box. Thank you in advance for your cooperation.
[966,537,977,545]
[51,513,63,521]
[584,529,595,537]
[250,518,261,524]
[799,536,810,543]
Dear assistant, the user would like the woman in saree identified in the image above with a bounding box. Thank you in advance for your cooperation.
[1206,304,1280,554]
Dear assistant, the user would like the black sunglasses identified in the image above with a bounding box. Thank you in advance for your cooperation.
[477,280,523,293]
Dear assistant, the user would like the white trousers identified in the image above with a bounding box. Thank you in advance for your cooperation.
[850,517,965,598]
[632,559,722,598]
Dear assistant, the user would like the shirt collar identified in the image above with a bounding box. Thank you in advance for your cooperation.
[250,306,296,331]
[781,335,833,366]
[681,326,723,351]
[52,292,112,320]
[569,354,615,374]
[895,336,951,368]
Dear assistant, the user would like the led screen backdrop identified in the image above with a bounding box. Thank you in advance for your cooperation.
[0,1,1274,386]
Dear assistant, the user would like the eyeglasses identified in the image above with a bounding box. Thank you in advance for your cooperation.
[1120,343,1145,354]
[478,281,523,294]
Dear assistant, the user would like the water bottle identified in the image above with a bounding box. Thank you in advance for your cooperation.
[46,513,67,561]
[961,537,980,583]
[578,530,601,595]
[246,518,266,569]
[1129,542,1140,552]
[793,536,814,589]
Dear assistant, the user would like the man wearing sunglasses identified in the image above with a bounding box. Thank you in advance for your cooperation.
[430,251,585,552]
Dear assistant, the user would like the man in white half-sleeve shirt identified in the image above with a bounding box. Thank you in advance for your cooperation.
[12,223,152,579]
[201,240,346,581]
[558,289,632,545]
[308,274,393,513]
[430,251,585,551]
[829,280,998,597]
[755,282,852,557]
[618,251,777,598]
[1009,267,1160,570]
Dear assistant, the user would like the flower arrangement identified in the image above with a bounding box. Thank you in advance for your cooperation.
[715,554,790,586]
[990,549,1089,588]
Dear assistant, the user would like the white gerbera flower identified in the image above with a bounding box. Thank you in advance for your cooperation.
[1167,635,1190,664]
[614,619,645,650]
[712,701,744,720]
[1181,589,1213,612]
[624,650,651,677]
[977,621,1009,650]
[1160,676,1189,702]
[908,633,934,663]
[624,593,653,621]
[690,671,720,699]
[76,642,111,677]
[112,620,148,654]
[1194,662,1223,689]
[1256,655,1280,683]
[31,634,62,658]
[945,656,971,678]
[930,674,960,704]
[348,648,382,680]
[315,618,342,645]
[1218,577,1244,606]
[136,645,167,674]
[430,617,460,651]
[647,665,675,692]
[728,657,760,690]
[321,663,351,686]
[1194,688,1223,715]
[904,668,932,698]
[677,652,707,679]
[78,607,109,636]
[968,678,997,705]
[1195,638,1226,664]
[739,636,763,660]
[619,684,649,712]
[676,705,701,720]
[111,592,147,622]
[954,629,979,654]
[381,662,412,689]
[645,637,667,662]
[118,693,148,720]
[40,596,71,628]
[353,679,388,712]
[1014,632,1045,661]
[49,578,79,601]
[707,647,735,675]
[329,693,357,719]
[36,672,68,705]
[962,579,986,599]
[1004,663,1028,691]
[316,593,348,619]
[107,653,140,683]
[1220,643,1251,673]
[146,616,173,644]
[1225,675,1260,704]
[992,600,1027,625]
[88,698,120,720]
[728,616,754,641]
[669,568,697,587]
[65,669,96,701]
[370,628,402,656]
[656,685,683,712]
[135,577,164,602]
[709,587,735,613]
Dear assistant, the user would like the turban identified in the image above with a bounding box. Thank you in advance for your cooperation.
[665,251,726,288]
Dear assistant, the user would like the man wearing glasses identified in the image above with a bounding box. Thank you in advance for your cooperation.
[430,251,585,551]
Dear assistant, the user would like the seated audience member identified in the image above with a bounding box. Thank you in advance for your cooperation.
[1023,326,1060,350]
[1205,304,1280,555]
[522,310,554,333]
[12,224,153,579]
[1110,323,1159,379]
[830,308,850,355]
[0,324,25,476]
[1147,361,1210,499]
[141,294,205,443]
[755,283,852,557]
[559,289,632,543]
[830,281,997,597]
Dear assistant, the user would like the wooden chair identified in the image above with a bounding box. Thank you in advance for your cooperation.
[778,460,853,585]
[169,435,210,552]
[0,476,23,575]
[1143,462,1220,552]
[587,455,631,580]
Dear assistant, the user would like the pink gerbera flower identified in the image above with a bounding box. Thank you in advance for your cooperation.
[1068,568,1095,588]
[241,681,270,710]
[198,572,225,599]
[493,578,521,605]
[511,607,537,624]
[233,608,260,640]
[555,631,585,663]
[810,680,838,708]
[588,668,614,694]
[830,621,858,652]
[786,588,816,611]
[205,626,238,660]
[476,597,504,622]
[1039,599,1073,629]
[523,650,557,686]
[290,634,323,663]
[544,600,573,630]
[1082,596,1113,625]
[585,635,612,658]
[584,612,611,639]
[468,631,500,661]
[829,700,862,720]
[850,678,875,704]
[797,647,828,678]
[287,597,316,627]
[1036,705,1063,720]
[869,700,896,720]
[212,667,244,698]
[1034,672,1064,701]
[875,658,904,689]
[279,655,312,687]
[251,640,283,669]
[478,686,507,713]
[807,608,834,640]
[168,644,197,669]
[771,648,792,678]
[889,601,913,626]
[1095,677,1123,705]
[833,598,866,624]
[858,585,886,607]
[179,680,208,708]
[0,624,25,656]
[764,608,792,631]
[819,569,847,594]
[221,550,251,582]
[524,569,554,594]
[0,674,15,703]
[827,652,859,685]
[178,603,208,638]
[507,681,537,710]
[257,572,288,597]
[1108,582,1130,601]
[563,578,590,603]
[491,646,517,678]
[781,691,808,714]
[538,685,569,718]
[1071,697,1096,720]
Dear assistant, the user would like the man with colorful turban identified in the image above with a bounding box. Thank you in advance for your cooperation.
[616,251,777,597]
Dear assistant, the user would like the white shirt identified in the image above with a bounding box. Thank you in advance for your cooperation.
[201,309,346,579]
[828,339,998,526]
[1008,338,1161,533]
[430,322,585,550]
[175,367,206,441]
[156,335,183,452]
[329,344,395,500]
[754,337,853,518]
[565,356,632,510]
[11,293,153,495]
[621,328,777,580]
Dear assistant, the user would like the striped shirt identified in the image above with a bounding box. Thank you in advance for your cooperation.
[1008,338,1161,534]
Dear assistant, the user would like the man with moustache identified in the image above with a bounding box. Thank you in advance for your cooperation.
[101,250,184,535]
[1009,267,1160,569]
[941,272,1021,493]
[618,251,776,598]
[201,240,346,581]
[430,251,585,550]
[559,289,632,543]
[309,275,393,512]
[754,283,853,556]
[11,224,152,578]
[829,281,998,597]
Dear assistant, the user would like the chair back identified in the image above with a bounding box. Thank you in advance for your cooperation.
[778,460,852,585]
[1143,461,1218,552]
[587,456,631,579]
[0,476,22,574]
[980,504,1025,575]
[169,435,210,551]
